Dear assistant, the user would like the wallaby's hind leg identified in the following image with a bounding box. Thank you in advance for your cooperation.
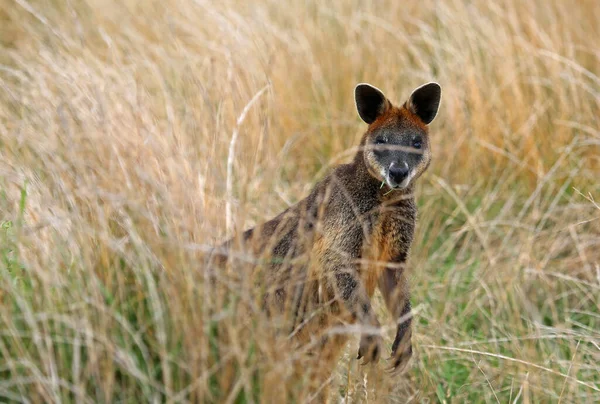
[300,333,348,404]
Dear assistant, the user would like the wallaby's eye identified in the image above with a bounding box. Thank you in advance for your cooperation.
[412,138,422,149]
[375,137,386,145]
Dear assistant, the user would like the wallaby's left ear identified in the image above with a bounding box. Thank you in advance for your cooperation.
[407,82,441,125]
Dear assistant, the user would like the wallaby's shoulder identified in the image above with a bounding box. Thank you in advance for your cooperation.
[321,161,382,214]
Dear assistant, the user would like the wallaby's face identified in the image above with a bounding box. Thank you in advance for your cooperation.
[355,83,441,190]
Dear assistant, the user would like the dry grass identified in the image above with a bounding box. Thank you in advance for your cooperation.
[1,0,599,402]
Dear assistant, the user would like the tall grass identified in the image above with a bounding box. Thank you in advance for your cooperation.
[1,0,599,402]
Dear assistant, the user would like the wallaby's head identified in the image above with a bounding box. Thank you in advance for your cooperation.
[355,82,441,190]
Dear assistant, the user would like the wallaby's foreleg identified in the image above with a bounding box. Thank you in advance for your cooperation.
[378,267,412,371]
[332,269,383,364]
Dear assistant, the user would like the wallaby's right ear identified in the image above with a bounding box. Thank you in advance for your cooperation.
[355,83,389,124]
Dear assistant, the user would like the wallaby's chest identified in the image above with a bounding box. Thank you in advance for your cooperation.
[362,203,416,296]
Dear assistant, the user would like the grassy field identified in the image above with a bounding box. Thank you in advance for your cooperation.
[1,0,599,402]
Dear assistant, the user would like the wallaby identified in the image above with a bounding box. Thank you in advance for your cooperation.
[213,82,441,397]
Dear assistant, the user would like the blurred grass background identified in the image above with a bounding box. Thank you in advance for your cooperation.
[0,0,599,402]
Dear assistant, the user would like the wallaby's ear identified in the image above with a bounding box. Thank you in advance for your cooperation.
[355,83,389,124]
[407,82,441,125]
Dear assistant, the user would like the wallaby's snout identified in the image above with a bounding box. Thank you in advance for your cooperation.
[388,161,410,188]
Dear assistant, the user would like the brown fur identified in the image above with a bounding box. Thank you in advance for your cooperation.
[211,82,441,400]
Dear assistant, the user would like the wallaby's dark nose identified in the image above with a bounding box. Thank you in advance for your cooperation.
[389,162,409,184]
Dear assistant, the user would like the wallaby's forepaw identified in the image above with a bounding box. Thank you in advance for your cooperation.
[357,333,383,365]
[388,344,412,374]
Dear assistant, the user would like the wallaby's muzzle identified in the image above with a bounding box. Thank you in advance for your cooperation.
[387,161,411,189]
